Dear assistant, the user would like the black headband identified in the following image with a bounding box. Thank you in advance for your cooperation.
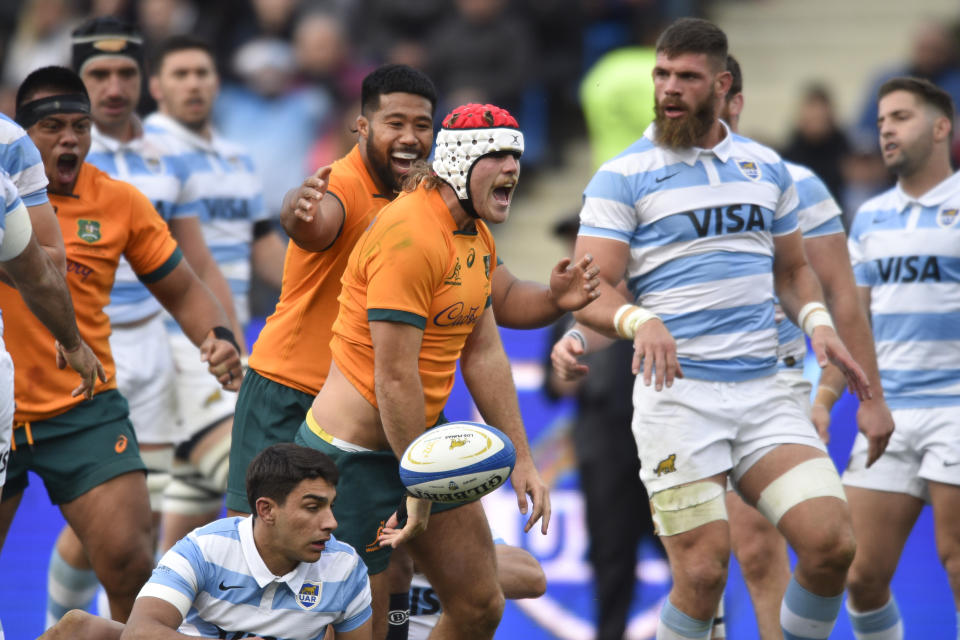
[72,34,143,73]
[15,94,91,129]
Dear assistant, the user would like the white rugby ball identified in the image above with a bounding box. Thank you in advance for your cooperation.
[399,421,516,503]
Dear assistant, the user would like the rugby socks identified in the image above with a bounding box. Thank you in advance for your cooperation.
[847,596,903,639]
[386,592,410,640]
[45,547,98,629]
[780,576,842,639]
[657,598,713,639]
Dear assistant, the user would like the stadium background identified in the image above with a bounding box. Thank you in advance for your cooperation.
[2,0,960,637]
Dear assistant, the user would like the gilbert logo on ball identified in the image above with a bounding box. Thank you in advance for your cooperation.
[400,422,516,502]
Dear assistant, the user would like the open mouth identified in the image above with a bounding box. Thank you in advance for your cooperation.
[56,153,79,183]
[391,150,419,174]
[492,185,513,205]
[309,538,328,552]
[662,103,686,118]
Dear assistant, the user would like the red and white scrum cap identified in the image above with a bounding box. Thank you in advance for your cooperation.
[432,103,524,201]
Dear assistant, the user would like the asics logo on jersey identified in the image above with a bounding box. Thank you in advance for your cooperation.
[434,302,482,327]
[876,256,941,283]
[655,172,680,183]
[683,205,768,238]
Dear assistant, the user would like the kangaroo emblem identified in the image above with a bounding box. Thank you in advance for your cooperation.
[655,454,677,476]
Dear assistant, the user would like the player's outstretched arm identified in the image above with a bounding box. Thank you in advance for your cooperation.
[490,256,600,329]
[773,228,871,399]
[120,596,205,640]
[805,233,893,465]
[3,230,105,398]
[169,215,244,351]
[280,166,343,252]
[461,310,551,534]
[145,259,242,390]
[496,545,547,599]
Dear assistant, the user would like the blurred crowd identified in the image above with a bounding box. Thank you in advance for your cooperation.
[7,1,960,234]
[0,0,702,210]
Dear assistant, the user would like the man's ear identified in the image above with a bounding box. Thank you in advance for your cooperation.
[933,113,952,144]
[255,496,278,523]
[356,115,369,141]
[716,70,733,100]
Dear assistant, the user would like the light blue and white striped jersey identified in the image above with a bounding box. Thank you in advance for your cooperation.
[88,124,186,325]
[0,113,48,207]
[139,516,371,639]
[0,169,27,342]
[776,162,845,370]
[144,112,268,328]
[849,171,960,409]
[579,122,800,382]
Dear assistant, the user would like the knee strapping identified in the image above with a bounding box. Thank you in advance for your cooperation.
[756,457,846,526]
[140,448,174,513]
[650,481,727,537]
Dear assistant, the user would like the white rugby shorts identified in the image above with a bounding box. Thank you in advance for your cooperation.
[109,314,182,444]
[0,349,13,488]
[634,373,826,495]
[843,405,960,501]
[168,328,236,437]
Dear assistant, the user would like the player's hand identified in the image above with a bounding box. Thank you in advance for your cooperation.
[512,456,551,534]
[550,333,589,381]
[810,403,831,444]
[199,333,243,391]
[292,166,332,223]
[548,253,601,312]
[378,496,431,547]
[857,398,894,468]
[56,340,107,399]
[809,326,871,401]
[632,318,683,391]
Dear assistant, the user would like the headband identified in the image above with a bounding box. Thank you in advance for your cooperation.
[15,94,91,129]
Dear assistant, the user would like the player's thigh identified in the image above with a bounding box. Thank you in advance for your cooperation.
[928,481,960,569]
[0,490,23,550]
[60,470,152,574]
[726,488,787,566]
[169,328,237,436]
[408,501,500,610]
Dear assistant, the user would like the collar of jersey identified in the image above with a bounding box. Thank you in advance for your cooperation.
[643,120,733,166]
[892,169,960,212]
[144,111,218,154]
[91,119,143,153]
[238,515,312,593]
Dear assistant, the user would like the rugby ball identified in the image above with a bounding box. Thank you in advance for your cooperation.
[399,421,516,502]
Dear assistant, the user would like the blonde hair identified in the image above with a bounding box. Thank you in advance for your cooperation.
[402,160,443,193]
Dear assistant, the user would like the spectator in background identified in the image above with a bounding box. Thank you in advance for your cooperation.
[781,83,851,203]
[348,0,449,70]
[427,0,532,118]
[580,46,656,170]
[1,0,74,89]
[545,211,658,640]
[214,37,333,218]
[853,21,960,152]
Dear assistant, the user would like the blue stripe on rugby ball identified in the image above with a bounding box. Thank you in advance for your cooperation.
[399,421,516,503]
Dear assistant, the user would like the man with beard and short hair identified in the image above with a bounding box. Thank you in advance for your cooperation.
[838,77,960,640]
[569,18,873,640]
